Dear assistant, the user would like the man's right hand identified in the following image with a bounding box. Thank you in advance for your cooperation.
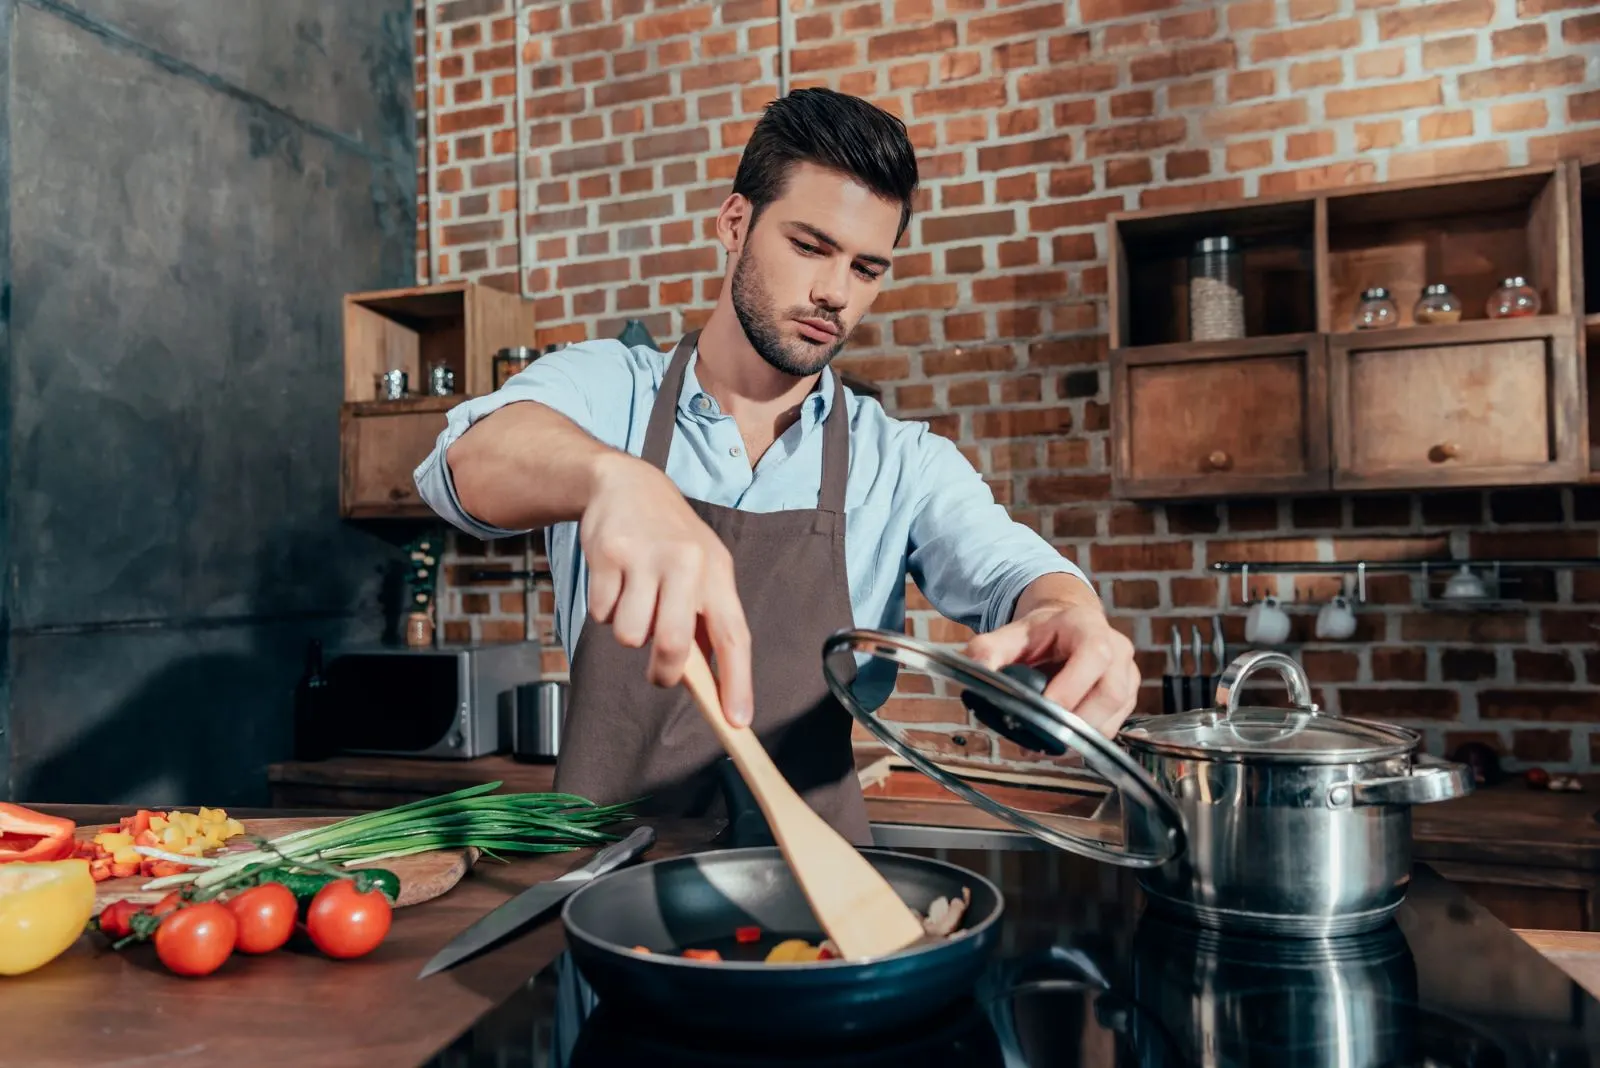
[580,452,754,727]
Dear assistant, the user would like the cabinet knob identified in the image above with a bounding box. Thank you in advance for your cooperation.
[388,487,412,501]
[1205,450,1233,471]
[1428,442,1461,464]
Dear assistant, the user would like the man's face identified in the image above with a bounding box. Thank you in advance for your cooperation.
[724,162,902,377]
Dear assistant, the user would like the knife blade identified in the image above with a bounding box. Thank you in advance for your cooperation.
[1210,615,1226,705]
[418,825,656,979]
[1189,626,1208,711]
[1167,625,1187,713]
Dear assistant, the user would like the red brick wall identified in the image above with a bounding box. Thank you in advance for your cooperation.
[416,0,1600,773]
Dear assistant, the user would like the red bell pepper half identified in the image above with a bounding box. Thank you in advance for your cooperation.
[0,802,77,864]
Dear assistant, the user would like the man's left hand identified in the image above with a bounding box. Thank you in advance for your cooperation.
[964,600,1139,737]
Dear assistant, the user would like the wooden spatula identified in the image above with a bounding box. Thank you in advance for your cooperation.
[680,644,927,962]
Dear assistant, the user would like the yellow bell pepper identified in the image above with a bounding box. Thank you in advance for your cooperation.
[0,858,95,976]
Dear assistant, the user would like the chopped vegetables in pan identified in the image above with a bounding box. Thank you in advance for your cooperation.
[631,887,973,964]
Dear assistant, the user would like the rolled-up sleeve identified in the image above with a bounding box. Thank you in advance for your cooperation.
[413,341,635,540]
[904,428,1092,634]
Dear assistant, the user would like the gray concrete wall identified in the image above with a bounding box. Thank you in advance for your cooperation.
[4,0,418,804]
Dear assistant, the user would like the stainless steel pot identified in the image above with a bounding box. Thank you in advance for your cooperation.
[1122,650,1472,936]
[822,631,1474,939]
[513,680,566,761]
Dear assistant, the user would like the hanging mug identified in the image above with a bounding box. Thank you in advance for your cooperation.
[1245,595,1291,646]
[1315,595,1357,641]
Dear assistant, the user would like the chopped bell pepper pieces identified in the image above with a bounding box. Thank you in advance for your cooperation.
[0,802,77,865]
[682,948,722,962]
[735,925,761,944]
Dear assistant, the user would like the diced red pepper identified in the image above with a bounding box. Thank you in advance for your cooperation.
[125,810,157,837]
[735,925,761,944]
[818,945,838,960]
[0,802,77,864]
[681,948,722,962]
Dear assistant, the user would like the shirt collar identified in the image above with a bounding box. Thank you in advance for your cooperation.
[678,347,835,424]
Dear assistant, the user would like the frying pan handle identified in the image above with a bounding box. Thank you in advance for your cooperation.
[717,757,775,848]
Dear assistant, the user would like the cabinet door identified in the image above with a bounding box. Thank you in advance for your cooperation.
[340,404,449,518]
[1330,319,1583,490]
[1112,335,1330,499]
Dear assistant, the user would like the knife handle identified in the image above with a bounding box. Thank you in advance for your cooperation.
[580,825,656,879]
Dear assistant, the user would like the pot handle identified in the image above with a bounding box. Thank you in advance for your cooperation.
[1336,756,1475,808]
[1213,650,1318,717]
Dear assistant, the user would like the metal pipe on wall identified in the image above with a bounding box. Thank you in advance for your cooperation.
[777,0,791,97]
[514,0,532,300]
[423,0,440,284]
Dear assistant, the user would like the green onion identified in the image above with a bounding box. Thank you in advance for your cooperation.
[140,782,635,894]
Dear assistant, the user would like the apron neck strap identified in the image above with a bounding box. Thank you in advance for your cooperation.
[641,329,849,514]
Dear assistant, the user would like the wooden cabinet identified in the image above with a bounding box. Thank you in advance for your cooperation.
[1330,319,1583,490]
[338,282,535,520]
[1112,335,1328,500]
[1108,162,1588,501]
[339,398,453,519]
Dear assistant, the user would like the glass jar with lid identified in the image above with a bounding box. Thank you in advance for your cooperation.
[1188,236,1245,342]
[1487,276,1540,319]
[1413,283,1462,325]
[1352,287,1398,330]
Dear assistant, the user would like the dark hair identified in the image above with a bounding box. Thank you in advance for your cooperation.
[732,88,919,241]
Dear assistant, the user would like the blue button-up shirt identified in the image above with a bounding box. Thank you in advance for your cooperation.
[413,340,1088,706]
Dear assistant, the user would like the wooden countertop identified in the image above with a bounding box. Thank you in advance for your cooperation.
[268,755,1600,866]
[1515,930,1600,997]
[1,804,719,1068]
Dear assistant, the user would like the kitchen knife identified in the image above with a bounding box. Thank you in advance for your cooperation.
[417,825,657,979]
[1189,626,1208,712]
[1167,626,1187,713]
[1210,615,1226,705]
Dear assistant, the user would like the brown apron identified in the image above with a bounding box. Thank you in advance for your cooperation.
[551,330,871,844]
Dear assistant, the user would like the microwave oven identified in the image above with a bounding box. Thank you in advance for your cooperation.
[321,642,544,759]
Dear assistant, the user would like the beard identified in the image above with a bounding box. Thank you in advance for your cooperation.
[729,245,849,377]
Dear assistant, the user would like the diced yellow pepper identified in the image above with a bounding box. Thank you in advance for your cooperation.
[198,806,226,824]
[161,826,184,847]
[93,832,134,851]
[111,847,139,866]
[150,816,168,832]
[223,819,245,838]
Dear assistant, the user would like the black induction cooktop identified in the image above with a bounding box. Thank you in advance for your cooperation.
[424,834,1600,1067]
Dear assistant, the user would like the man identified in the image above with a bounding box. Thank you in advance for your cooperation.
[415,88,1136,845]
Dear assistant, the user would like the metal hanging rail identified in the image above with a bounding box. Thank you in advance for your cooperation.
[1208,559,1600,605]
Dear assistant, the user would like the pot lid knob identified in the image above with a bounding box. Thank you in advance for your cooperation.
[1213,650,1318,718]
[960,663,1067,757]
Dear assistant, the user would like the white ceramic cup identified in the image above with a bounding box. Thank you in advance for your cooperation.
[1245,595,1291,645]
[1315,594,1357,640]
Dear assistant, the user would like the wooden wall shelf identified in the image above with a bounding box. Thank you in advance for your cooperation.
[1110,160,1592,501]
[339,281,536,519]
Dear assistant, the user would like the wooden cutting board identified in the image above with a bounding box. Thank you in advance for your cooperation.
[78,817,478,913]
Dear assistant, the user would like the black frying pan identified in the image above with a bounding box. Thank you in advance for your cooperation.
[559,845,1003,1042]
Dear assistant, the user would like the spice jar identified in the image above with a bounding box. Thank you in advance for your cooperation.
[1188,236,1245,342]
[1487,276,1540,319]
[1413,283,1462,325]
[493,346,537,390]
[1353,287,1398,330]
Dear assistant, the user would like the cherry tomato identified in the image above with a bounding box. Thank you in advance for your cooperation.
[304,879,392,960]
[147,891,185,920]
[154,901,237,977]
[224,882,297,955]
[96,900,140,940]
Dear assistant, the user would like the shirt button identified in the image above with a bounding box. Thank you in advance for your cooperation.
[729,445,743,457]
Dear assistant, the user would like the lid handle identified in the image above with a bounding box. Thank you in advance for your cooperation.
[1212,650,1316,720]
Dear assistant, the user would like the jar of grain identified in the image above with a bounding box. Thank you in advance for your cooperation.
[1188,236,1244,342]
[1413,283,1462,325]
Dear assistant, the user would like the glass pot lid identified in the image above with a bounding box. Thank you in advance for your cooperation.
[1119,650,1418,764]
[821,629,1187,870]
